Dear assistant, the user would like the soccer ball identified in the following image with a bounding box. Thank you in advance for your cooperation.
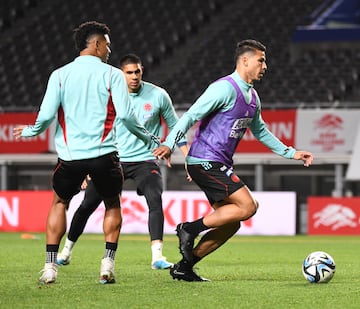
[302,251,336,283]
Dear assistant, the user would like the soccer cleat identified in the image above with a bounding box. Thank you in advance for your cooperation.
[99,257,116,284]
[151,257,174,270]
[170,263,210,282]
[56,250,72,266]
[176,222,196,264]
[39,263,58,284]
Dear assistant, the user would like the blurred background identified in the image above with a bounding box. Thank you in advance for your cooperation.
[1,0,360,234]
[1,0,360,111]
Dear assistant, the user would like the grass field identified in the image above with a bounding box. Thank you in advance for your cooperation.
[1,233,359,309]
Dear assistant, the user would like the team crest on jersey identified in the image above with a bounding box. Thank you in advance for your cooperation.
[144,103,152,111]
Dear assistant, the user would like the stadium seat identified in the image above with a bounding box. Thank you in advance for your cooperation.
[1,0,360,111]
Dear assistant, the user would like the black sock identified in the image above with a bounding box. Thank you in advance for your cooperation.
[179,258,193,270]
[46,244,59,263]
[184,218,208,235]
[179,254,202,270]
[192,254,202,265]
[104,242,117,260]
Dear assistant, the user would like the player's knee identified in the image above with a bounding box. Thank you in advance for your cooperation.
[243,199,259,220]
[142,188,162,211]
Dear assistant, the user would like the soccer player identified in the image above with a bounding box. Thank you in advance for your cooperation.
[57,53,188,270]
[153,39,314,281]
[13,22,158,284]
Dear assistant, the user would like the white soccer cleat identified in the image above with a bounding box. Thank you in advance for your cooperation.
[39,263,58,284]
[99,257,116,284]
[56,249,72,266]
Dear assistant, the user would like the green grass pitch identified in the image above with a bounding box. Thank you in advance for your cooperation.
[0,233,359,309]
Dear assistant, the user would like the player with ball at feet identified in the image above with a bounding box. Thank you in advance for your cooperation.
[153,39,314,282]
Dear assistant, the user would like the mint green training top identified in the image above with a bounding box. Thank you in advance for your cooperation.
[116,81,186,162]
[21,56,157,160]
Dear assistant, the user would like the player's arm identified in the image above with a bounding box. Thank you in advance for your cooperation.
[159,89,188,148]
[250,99,313,167]
[15,71,61,138]
[155,81,233,157]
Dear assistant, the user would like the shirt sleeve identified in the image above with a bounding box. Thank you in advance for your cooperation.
[159,89,187,146]
[21,71,61,137]
[163,80,235,151]
[111,69,159,149]
[250,98,296,159]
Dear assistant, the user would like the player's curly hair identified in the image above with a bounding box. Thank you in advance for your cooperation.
[73,21,110,52]
[234,39,266,63]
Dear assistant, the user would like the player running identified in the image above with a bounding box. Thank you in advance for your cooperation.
[153,39,314,281]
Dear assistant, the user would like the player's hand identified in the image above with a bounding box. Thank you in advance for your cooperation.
[165,156,172,168]
[153,145,171,159]
[13,125,27,139]
[184,162,192,182]
[293,151,314,167]
[153,145,172,167]
[81,175,91,190]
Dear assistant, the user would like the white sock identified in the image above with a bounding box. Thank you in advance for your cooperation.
[63,238,75,253]
[151,242,163,262]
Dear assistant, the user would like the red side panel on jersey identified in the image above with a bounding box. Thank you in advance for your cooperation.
[101,93,116,142]
[57,106,67,144]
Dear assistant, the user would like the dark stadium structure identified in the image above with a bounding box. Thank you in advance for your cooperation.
[0,0,360,111]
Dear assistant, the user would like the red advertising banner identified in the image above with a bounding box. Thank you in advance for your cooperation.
[1,109,359,154]
[0,113,49,153]
[0,191,52,232]
[236,109,297,153]
[308,197,360,235]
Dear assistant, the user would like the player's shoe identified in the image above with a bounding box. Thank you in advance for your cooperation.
[176,222,197,264]
[39,263,58,284]
[151,257,174,270]
[170,263,210,282]
[56,249,72,265]
[99,257,116,284]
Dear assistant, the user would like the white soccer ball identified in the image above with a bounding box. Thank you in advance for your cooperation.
[302,251,336,283]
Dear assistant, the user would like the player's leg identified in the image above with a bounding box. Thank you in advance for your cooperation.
[176,186,258,263]
[39,159,87,284]
[57,180,103,265]
[90,152,123,284]
[202,185,258,227]
[192,220,241,262]
[177,163,257,261]
[171,220,241,282]
[131,162,173,269]
[170,162,258,282]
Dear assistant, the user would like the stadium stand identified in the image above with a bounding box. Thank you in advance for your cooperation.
[0,0,359,111]
[1,0,360,202]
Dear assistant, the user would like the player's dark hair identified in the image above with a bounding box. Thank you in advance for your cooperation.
[73,21,110,52]
[234,39,266,63]
[119,53,142,68]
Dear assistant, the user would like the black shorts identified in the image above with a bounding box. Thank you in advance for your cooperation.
[53,152,123,201]
[187,162,245,205]
[122,160,162,196]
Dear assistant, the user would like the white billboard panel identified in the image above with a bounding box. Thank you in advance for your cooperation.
[295,109,360,153]
[67,191,296,236]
